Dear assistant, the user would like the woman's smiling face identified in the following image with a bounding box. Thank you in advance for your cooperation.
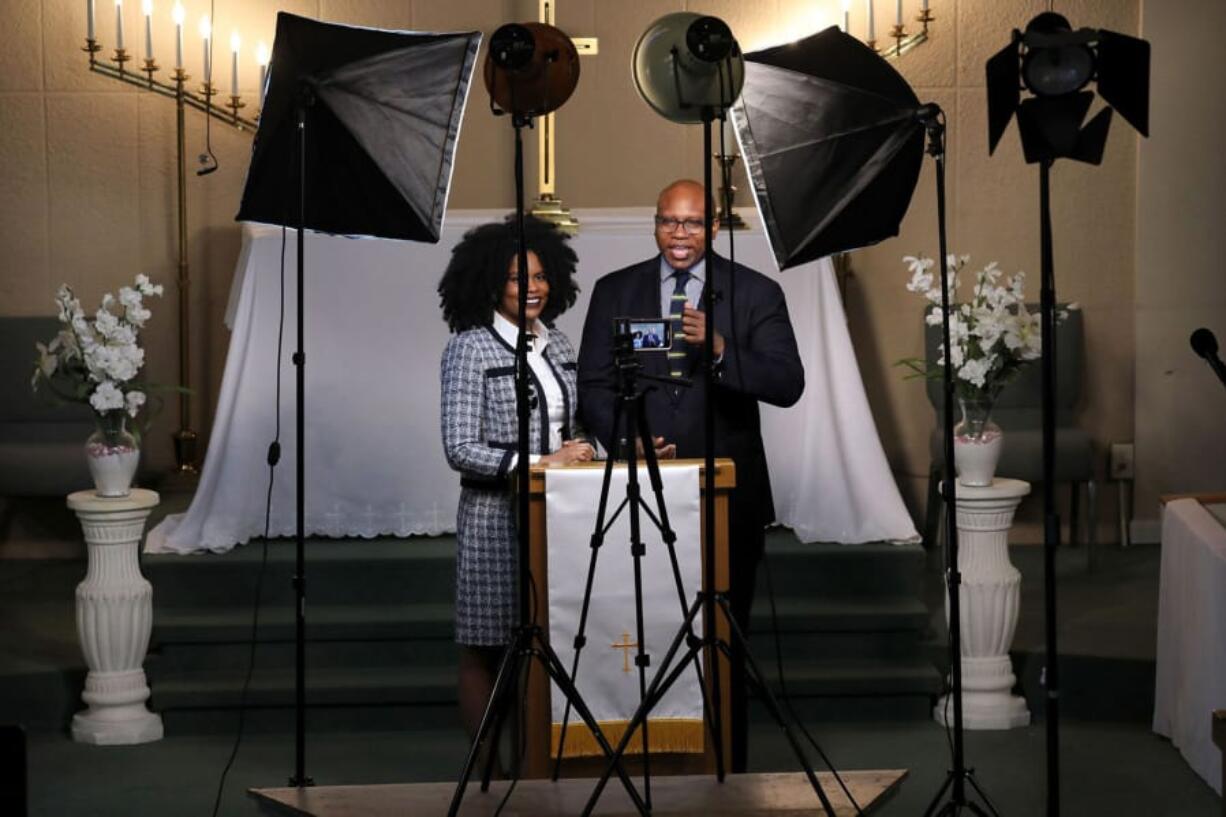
[497,250,549,324]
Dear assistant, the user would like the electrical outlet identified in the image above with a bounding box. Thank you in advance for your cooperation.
[1110,442,1135,480]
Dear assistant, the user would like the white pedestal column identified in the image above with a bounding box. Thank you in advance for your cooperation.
[67,489,164,745]
[934,478,1031,730]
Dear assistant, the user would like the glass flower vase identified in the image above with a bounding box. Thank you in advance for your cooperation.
[85,411,140,497]
[953,396,1002,487]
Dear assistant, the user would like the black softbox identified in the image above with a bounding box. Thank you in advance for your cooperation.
[237,13,480,242]
[732,27,926,271]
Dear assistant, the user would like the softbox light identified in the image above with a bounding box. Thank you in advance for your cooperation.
[236,13,480,241]
[732,27,926,271]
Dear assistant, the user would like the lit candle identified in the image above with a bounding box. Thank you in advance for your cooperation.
[843,0,850,33]
[199,15,211,85]
[256,42,269,108]
[867,0,875,42]
[87,0,96,40]
[172,2,183,70]
[115,0,125,50]
[896,0,903,27]
[230,31,241,96]
[142,0,152,61]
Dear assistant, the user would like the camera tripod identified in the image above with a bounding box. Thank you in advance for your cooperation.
[549,332,718,810]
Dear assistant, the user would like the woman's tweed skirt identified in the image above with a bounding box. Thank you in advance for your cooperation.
[454,485,518,645]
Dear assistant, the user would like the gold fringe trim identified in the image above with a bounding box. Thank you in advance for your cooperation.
[550,718,704,758]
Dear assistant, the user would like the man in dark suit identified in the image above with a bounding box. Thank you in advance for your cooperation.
[577,179,804,773]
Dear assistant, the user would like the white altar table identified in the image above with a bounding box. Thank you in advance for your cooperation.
[1153,497,1226,795]
[147,209,918,553]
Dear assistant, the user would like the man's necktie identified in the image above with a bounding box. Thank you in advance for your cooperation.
[668,270,691,379]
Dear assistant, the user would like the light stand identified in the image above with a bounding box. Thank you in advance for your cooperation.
[571,14,844,817]
[985,16,1150,814]
[289,84,312,788]
[235,12,483,789]
[447,23,647,817]
[919,105,999,817]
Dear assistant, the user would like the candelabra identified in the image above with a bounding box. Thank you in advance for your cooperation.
[841,1,937,60]
[82,13,263,477]
[875,6,935,59]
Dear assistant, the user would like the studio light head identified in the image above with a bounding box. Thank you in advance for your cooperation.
[632,12,745,124]
[986,12,1149,164]
[483,22,579,118]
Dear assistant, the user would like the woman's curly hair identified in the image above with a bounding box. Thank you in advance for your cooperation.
[438,216,580,333]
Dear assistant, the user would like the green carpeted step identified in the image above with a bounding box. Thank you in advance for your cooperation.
[757,539,927,598]
[150,663,457,711]
[151,601,454,643]
[749,595,930,633]
[142,537,457,609]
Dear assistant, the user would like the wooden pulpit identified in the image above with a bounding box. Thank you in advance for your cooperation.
[524,458,735,779]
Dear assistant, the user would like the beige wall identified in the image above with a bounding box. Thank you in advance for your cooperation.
[1,0,1142,539]
[1134,0,1226,533]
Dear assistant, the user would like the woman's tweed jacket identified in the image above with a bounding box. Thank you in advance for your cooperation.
[441,323,582,645]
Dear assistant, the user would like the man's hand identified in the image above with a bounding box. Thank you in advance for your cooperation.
[635,435,677,460]
[681,305,725,358]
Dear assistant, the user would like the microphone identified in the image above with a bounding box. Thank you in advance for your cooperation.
[1190,328,1226,389]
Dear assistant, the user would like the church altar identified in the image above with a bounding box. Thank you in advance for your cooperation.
[147,208,918,553]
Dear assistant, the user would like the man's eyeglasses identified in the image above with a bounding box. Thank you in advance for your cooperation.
[654,215,708,235]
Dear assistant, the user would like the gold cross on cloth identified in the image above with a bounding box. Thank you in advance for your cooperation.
[610,631,638,674]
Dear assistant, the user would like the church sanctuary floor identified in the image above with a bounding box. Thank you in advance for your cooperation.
[0,507,1220,815]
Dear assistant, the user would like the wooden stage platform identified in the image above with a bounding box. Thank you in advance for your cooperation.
[251,770,907,816]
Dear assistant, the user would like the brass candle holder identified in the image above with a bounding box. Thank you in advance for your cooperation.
[714,152,748,230]
[870,7,936,61]
[82,37,258,477]
[890,24,906,56]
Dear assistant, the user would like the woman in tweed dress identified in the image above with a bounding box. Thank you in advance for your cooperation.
[438,217,594,752]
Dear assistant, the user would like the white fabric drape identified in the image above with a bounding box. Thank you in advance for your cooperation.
[545,465,703,755]
[146,209,917,554]
[1153,498,1226,795]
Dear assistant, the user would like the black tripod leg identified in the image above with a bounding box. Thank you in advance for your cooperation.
[633,401,723,775]
[551,403,625,781]
[717,598,837,817]
[965,771,1002,817]
[448,636,523,817]
[479,673,513,791]
[530,633,650,817]
[580,638,707,817]
[579,597,708,817]
[620,392,655,809]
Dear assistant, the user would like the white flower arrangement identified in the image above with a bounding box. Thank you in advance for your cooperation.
[899,254,1074,399]
[32,274,165,421]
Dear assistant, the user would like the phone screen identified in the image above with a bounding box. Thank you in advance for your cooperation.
[628,320,671,351]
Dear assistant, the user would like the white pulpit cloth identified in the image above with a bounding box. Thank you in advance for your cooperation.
[1153,498,1226,795]
[146,209,918,554]
[545,465,703,756]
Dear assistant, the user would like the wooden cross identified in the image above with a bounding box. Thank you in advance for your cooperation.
[610,631,638,674]
[532,0,597,231]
